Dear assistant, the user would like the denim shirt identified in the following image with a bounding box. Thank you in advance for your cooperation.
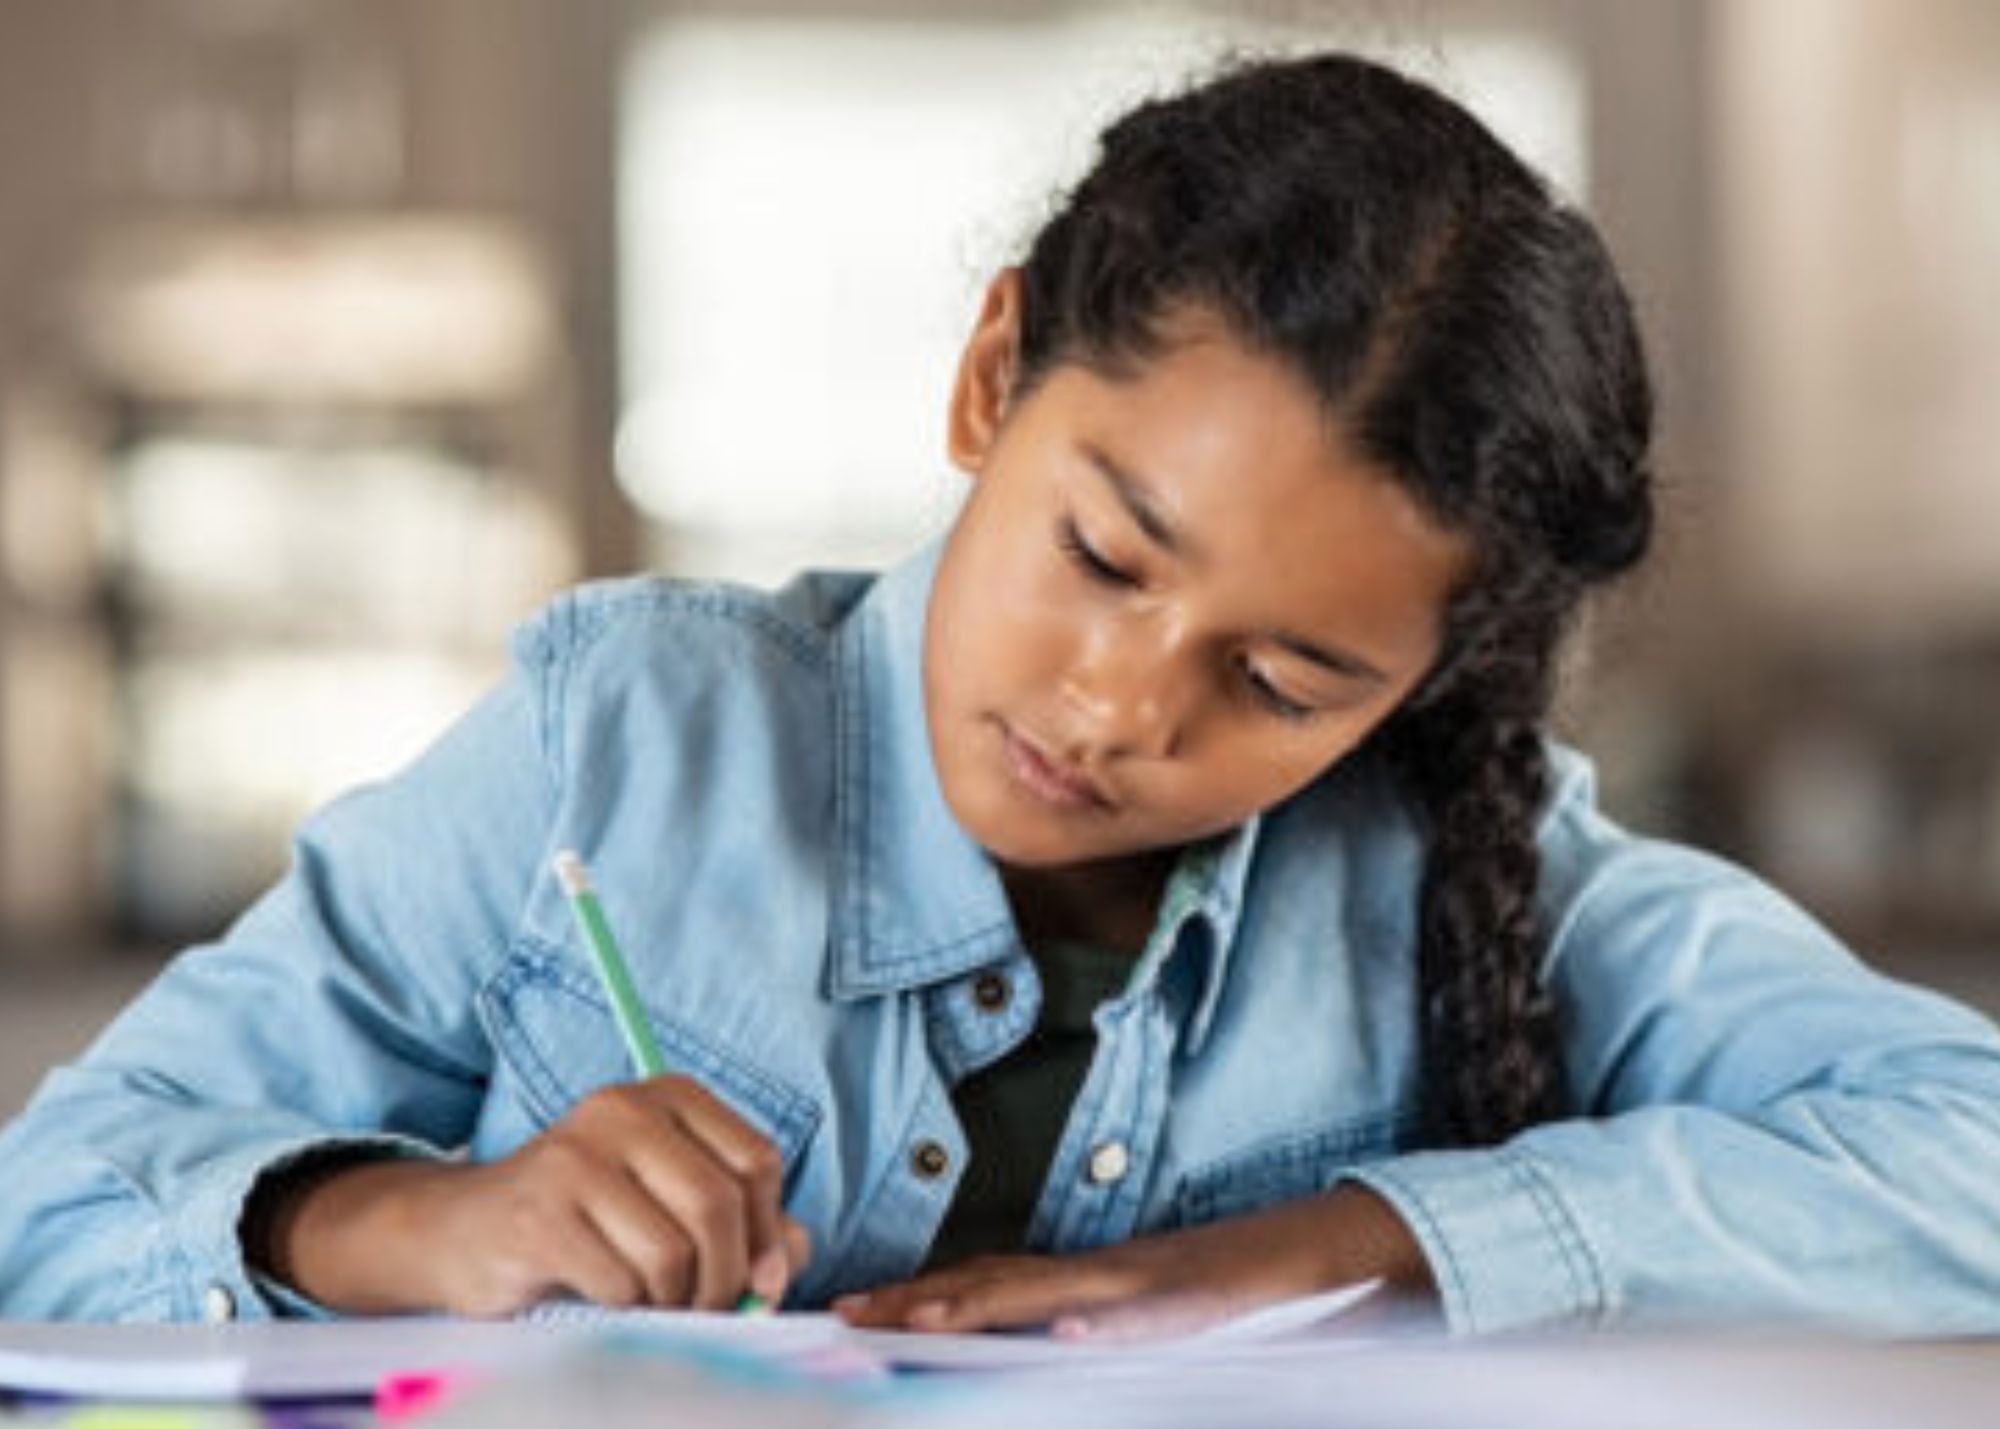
[6,543,2000,1335]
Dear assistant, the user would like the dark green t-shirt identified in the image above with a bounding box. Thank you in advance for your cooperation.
[923,939,1133,1270]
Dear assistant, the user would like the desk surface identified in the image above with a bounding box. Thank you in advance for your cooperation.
[7,1327,2000,1429]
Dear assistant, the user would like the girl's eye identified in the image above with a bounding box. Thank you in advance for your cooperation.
[1240,659,1318,723]
[1058,518,1138,588]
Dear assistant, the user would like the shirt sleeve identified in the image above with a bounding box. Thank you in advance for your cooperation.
[1343,772,2000,1338]
[0,623,561,1322]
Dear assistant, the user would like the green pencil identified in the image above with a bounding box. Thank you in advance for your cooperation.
[553,849,666,1077]
[551,849,771,1313]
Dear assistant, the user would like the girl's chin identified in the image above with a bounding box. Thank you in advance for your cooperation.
[946,781,1123,868]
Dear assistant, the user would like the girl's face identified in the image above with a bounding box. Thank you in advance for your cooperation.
[924,272,1468,870]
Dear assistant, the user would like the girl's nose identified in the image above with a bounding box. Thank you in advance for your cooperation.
[1058,614,1190,761]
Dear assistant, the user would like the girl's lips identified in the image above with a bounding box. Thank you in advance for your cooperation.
[1000,722,1113,811]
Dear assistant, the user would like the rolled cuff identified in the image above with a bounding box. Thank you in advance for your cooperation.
[1341,1146,1610,1336]
[170,1133,446,1322]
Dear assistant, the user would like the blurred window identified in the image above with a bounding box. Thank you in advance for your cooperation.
[107,432,567,934]
[616,4,1585,586]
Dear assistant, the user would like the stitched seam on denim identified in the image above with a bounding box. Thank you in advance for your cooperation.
[481,955,571,1123]
[918,985,970,1082]
[191,1150,257,1311]
[1100,1006,1172,1243]
[569,582,827,673]
[533,583,830,801]
[862,921,1020,981]
[830,593,1025,986]
[486,942,822,1155]
[836,601,873,967]
[520,594,576,800]
[1080,1006,1134,1246]
[1176,1110,1419,1221]
[168,1244,197,1321]
[921,974,1035,1084]
[1505,1146,1610,1327]
[818,1078,955,1292]
[1500,1147,1597,1327]
[1038,1030,1109,1247]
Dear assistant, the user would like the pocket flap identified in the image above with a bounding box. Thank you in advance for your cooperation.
[479,942,821,1172]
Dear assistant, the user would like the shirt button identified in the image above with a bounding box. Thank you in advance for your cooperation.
[971,972,1010,1013]
[910,1139,952,1181]
[1087,1140,1130,1186]
[201,1284,237,1323]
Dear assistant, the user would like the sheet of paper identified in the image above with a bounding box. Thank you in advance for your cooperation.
[0,1280,1379,1400]
[523,1277,1383,1371]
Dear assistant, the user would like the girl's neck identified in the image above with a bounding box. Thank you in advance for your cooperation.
[998,847,1181,956]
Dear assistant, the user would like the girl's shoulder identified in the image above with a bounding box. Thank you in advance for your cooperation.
[1270,738,1788,940]
[493,566,888,798]
[509,567,880,680]
[1535,739,1748,899]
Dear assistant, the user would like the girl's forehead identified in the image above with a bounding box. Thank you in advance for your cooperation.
[1030,338,1469,661]
[1047,327,1418,531]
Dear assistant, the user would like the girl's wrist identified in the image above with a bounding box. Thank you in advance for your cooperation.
[254,1156,456,1314]
[1307,1183,1436,1297]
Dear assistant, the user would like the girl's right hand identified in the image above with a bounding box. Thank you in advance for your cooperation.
[257,1075,810,1317]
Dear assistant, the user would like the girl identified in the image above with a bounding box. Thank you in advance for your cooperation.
[5,52,2000,1339]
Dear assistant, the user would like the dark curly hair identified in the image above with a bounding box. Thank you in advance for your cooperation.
[1011,53,1655,1146]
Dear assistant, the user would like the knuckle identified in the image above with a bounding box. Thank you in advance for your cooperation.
[637,1240,691,1301]
[743,1141,784,1184]
[577,1084,644,1130]
[569,1085,621,1122]
[652,1073,700,1107]
[530,1132,590,1178]
[686,1188,742,1245]
[600,1270,646,1309]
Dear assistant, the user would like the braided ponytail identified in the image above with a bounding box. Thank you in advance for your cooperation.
[1379,592,1573,1142]
[1012,53,1655,1147]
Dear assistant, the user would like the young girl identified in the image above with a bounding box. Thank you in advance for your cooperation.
[5,52,2000,1339]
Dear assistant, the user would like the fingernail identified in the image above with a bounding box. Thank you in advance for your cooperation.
[1052,1314,1093,1340]
[832,1292,869,1317]
[750,1246,789,1302]
[908,1300,950,1330]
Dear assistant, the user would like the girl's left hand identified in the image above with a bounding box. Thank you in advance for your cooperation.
[832,1185,1435,1341]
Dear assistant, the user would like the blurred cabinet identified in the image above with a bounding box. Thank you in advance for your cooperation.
[1732,643,2000,949]
[0,0,624,956]
[91,219,577,937]
[1703,0,2000,951]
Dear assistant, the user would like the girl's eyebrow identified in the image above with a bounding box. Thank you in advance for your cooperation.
[1082,441,1188,557]
[1079,440,1389,686]
[1273,633,1388,686]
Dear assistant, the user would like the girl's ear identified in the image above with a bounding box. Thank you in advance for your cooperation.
[946,268,1024,477]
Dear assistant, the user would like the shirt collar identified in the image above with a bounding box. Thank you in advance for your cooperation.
[825,540,1019,999]
[822,538,1267,1040]
[1123,814,1262,1056]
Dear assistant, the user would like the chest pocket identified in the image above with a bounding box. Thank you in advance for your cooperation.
[1166,1110,1417,1229]
[477,944,821,1177]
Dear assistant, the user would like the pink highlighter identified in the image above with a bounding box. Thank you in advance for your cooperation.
[375,1367,486,1422]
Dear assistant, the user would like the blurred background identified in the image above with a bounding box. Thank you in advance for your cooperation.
[1,0,1996,1112]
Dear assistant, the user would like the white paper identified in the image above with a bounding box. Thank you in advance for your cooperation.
[524,1277,1382,1371]
[0,1281,1379,1401]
